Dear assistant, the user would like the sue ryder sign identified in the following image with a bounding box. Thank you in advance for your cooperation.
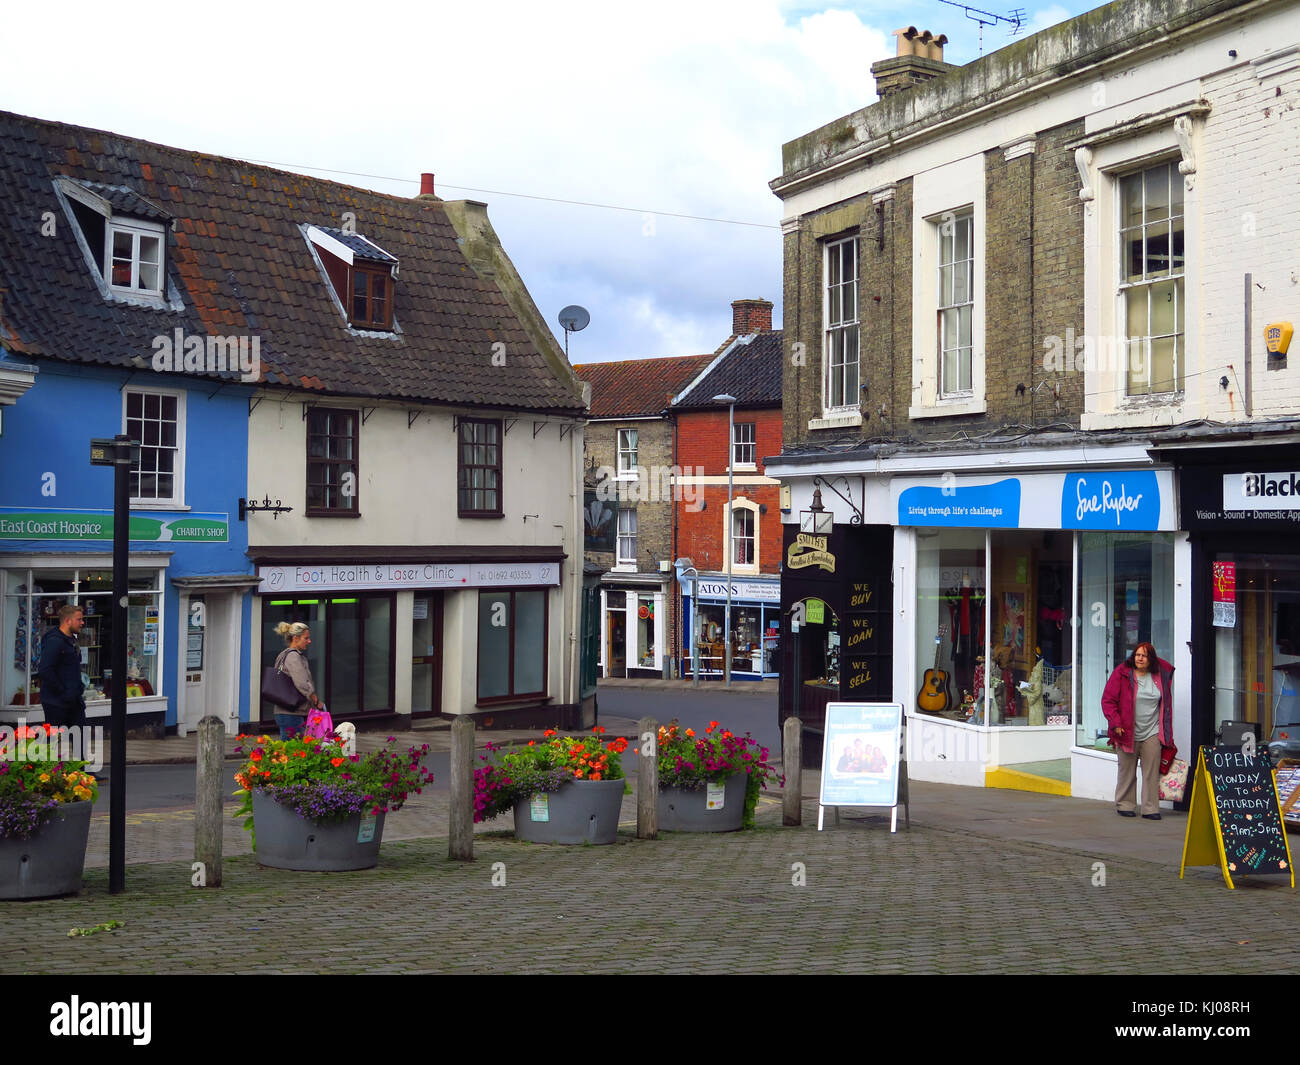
[892,470,1172,531]
[257,561,560,593]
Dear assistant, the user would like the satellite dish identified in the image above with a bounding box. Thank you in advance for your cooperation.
[558,305,590,333]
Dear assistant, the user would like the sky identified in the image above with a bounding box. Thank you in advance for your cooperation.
[3,0,1092,362]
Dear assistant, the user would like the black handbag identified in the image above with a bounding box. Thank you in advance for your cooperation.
[261,652,302,709]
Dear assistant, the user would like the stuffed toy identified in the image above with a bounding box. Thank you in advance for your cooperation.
[1023,658,1046,726]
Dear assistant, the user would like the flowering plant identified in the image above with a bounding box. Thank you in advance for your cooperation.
[473,727,629,823]
[0,724,98,841]
[233,733,434,840]
[656,720,783,829]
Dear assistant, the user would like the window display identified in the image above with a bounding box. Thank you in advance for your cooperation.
[636,594,656,669]
[4,567,162,706]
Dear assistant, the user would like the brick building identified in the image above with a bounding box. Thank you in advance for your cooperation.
[574,354,711,677]
[766,0,1300,799]
[672,299,784,679]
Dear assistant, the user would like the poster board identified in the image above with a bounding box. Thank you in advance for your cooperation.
[818,702,907,833]
[1180,746,1294,889]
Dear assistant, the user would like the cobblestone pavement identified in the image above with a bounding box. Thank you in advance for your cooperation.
[8,787,1296,976]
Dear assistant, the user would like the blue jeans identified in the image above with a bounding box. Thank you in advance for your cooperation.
[274,713,305,739]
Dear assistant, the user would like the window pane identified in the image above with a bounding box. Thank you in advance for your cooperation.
[1148,337,1176,393]
[1121,173,1144,228]
[1145,222,1171,276]
[364,597,391,709]
[1144,166,1169,222]
[145,393,160,419]
[956,216,971,261]
[1150,279,1177,336]
[330,599,361,714]
[512,591,545,694]
[478,593,511,699]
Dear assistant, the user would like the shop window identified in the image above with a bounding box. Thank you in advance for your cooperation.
[1076,533,1174,750]
[914,529,985,721]
[823,236,859,411]
[1120,161,1184,396]
[477,589,547,703]
[457,418,502,518]
[306,408,360,515]
[1209,553,1300,755]
[3,567,163,708]
[260,594,394,716]
[125,388,184,506]
[636,593,656,669]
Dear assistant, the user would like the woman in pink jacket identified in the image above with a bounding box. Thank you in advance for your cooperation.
[1101,641,1176,820]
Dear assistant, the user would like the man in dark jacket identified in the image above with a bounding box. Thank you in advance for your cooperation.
[38,604,86,728]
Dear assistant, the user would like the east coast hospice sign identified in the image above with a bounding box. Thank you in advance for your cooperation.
[0,507,228,542]
[893,470,1170,531]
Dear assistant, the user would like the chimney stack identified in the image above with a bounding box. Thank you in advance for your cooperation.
[871,27,957,99]
[419,172,436,197]
[732,298,773,335]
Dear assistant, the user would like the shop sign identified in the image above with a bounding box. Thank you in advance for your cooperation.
[1223,471,1300,512]
[692,579,781,602]
[786,532,835,572]
[257,561,560,593]
[893,470,1170,530]
[818,703,903,814]
[896,479,1020,527]
[0,507,229,542]
[1212,562,1236,628]
[806,598,825,625]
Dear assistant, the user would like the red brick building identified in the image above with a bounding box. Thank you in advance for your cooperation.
[671,299,783,679]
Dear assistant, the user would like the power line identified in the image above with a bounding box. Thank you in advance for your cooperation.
[241,157,780,230]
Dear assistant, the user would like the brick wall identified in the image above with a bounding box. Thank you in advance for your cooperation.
[582,418,675,572]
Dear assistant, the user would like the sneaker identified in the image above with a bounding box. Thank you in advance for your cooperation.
[1142,813,1162,820]
[1117,810,1137,817]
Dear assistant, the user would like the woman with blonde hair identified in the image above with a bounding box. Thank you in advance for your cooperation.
[272,621,320,738]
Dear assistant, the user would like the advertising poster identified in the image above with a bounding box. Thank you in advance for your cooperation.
[1212,561,1236,628]
[819,703,903,809]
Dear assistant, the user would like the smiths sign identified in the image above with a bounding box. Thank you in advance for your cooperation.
[1223,471,1300,512]
[787,532,835,572]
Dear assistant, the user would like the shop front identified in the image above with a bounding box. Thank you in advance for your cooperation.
[252,549,572,726]
[681,575,781,679]
[891,466,1184,797]
[599,575,668,679]
[1167,442,1300,767]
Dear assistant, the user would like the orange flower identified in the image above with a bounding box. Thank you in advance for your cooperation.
[590,772,602,780]
[594,726,605,734]
[684,729,695,738]
[331,757,344,767]
[544,729,557,738]
[573,769,583,777]
[296,751,307,758]
[250,750,263,762]
[527,740,536,746]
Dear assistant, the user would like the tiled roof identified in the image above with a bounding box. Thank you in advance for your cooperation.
[673,330,783,408]
[573,354,714,418]
[313,226,398,264]
[0,111,584,412]
[79,181,172,221]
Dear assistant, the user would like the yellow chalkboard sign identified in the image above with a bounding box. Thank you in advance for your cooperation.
[1180,746,1295,889]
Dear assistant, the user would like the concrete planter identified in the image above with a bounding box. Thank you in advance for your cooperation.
[512,778,625,844]
[658,772,747,832]
[252,791,386,871]
[0,800,92,900]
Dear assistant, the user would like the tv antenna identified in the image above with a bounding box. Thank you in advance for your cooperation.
[935,0,1025,55]
[558,305,590,358]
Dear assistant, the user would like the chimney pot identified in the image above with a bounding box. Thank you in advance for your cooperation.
[419,172,436,196]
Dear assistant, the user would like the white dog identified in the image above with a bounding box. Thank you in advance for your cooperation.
[334,721,357,756]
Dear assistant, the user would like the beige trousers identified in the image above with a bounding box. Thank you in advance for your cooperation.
[1116,734,1162,815]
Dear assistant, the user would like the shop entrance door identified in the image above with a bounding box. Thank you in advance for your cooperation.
[606,605,627,678]
[411,593,442,716]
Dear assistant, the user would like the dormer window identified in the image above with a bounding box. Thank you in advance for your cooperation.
[56,178,172,305]
[305,225,399,332]
[107,220,165,294]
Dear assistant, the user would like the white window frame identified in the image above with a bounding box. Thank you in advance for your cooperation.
[910,156,985,420]
[1116,160,1185,399]
[936,210,974,399]
[105,219,166,296]
[123,387,186,508]
[732,421,756,470]
[822,236,859,414]
[616,507,638,568]
[1079,120,1195,431]
[724,498,759,575]
[616,428,639,481]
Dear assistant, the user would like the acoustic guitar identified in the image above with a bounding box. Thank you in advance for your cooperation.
[917,625,952,714]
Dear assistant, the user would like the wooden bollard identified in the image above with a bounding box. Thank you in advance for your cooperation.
[448,716,475,861]
[782,716,802,826]
[194,715,225,887]
[637,717,657,840]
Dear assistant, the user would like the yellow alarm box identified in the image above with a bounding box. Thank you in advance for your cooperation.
[1265,321,1293,356]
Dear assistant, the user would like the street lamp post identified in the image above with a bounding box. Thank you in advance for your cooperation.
[713,394,737,689]
[674,557,700,688]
